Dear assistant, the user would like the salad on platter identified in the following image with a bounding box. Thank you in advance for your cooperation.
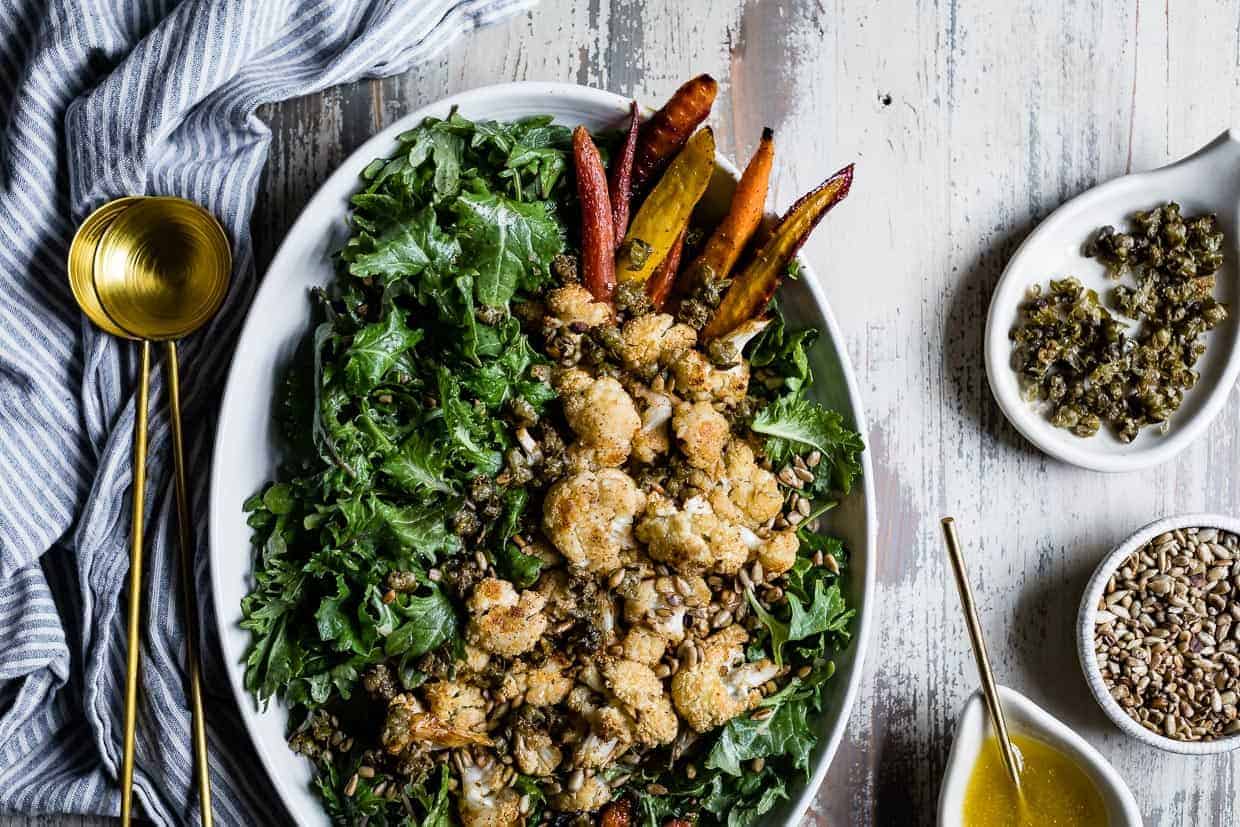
[240,74,862,826]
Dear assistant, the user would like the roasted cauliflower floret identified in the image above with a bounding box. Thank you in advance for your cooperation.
[617,313,696,372]
[671,625,780,733]
[547,284,611,329]
[558,373,641,466]
[422,680,487,735]
[622,624,670,664]
[636,493,748,575]
[466,578,548,657]
[382,693,490,755]
[601,658,679,746]
[455,752,521,827]
[706,441,783,528]
[758,529,799,575]
[673,400,730,475]
[550,773,612,813]
[543,469,645,574]
[631,388,673,465]
[513,725,562,777]
[567,686,635,769]
[622,574,710,643]
[672,318,769,406]
[498,654,574,707]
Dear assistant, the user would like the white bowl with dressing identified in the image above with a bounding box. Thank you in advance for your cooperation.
[938,685,1142,826]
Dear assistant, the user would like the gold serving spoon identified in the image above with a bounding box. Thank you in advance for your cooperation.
[940,517,1026,804]
[68,196,230,827]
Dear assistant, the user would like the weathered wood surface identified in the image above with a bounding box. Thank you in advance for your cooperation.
[12,1,1240,824]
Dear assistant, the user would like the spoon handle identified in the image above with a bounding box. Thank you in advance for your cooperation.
[941,517,1024,792]
[166,341,214,827]
[120,341,150,826]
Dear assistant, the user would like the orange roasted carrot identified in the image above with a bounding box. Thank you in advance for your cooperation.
[686,127,774,287]
[631,74,718,191]
[702,163,854,339]
[646,229,686,310]
[573,125,616,303]
[598,798,632,827]
[609,100,641,243]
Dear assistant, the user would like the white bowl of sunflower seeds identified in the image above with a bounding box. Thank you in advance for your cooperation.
[1078,514,1240,754]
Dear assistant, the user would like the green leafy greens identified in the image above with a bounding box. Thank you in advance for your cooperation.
[242,110,573,824]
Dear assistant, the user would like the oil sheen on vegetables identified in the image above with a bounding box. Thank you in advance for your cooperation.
[963,733,1108,827]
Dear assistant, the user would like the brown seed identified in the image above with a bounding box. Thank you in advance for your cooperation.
[711,609,733,629]
[608,569,626,590]
[826,554,841,575]
[567,768,585,792]
[749,757,766,773]
[750,706,774,721]
[807,450,822,467]
[344,773,359,797]
[647,783,669,796]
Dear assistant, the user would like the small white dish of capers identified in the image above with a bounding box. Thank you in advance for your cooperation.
[1078,513,1240,754]
[985,129,1240,473]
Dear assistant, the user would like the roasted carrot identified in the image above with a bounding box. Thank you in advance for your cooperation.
[616,127,716,285]
[609,100,641,243]
[631,74,718,191]
[573,125,616,303]
[686,127,775,287]
[646,229,686,310]
[702,163,854,339]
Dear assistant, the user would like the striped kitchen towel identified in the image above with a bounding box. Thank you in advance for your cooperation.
[0,0,531,823]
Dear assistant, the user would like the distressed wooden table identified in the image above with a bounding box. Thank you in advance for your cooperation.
[12,1,1240,825]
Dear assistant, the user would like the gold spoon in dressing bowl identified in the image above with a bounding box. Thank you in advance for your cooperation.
[68,196,230,827]
[940,517,1027,809]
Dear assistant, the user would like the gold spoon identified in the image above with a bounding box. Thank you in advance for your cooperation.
[940,517,1026,802]
[68,196,230,827]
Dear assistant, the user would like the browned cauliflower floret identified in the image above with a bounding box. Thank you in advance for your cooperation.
[673,401,730,476]
[498,654,574,707]
[631,388,673,465]
[513,725,562,777]
[567,686,635,769]
[622,574,711,643]
[543,469,645,574]
[466,578,548,657]
[636,493,748,575]
[706,441,783,528]
[617,313,696,372]
[601,658,678,746]
[454,751,521,827]
[422,680,487,735]
[758,529,799,575]
[460,644,491,676]
[547,284,611,329]
[550,773,612,813]
[670,626,780,733]
[672,318,770,406]
[382,693,490,755]
[557,372,641,466]
[622,624,669,664]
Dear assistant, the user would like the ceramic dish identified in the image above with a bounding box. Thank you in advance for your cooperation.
[1077,513,1240,755]
[984,129,1240,472]
[938,685,1142,826]
[207,81,876,826]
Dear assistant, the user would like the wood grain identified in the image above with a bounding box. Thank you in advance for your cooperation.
[14,1,1240,825]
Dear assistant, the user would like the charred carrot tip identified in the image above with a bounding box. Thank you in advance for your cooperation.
[760,126,774,141]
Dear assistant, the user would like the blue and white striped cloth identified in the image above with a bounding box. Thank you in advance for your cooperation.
[0,1,530,823]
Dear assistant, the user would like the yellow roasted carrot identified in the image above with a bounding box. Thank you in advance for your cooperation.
[616,127,716,285]
[702,163,854,339]
[686,127,774,287]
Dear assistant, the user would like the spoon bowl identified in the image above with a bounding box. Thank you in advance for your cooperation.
[67,196,143,339]
[985,129,1240,472]
[92,197,231,340]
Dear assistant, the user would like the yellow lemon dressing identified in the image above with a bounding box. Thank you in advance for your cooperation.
[963,733,1108,827]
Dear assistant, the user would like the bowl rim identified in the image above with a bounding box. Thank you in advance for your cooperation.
[208,79,876,825]
[983,128,1240,473]
[1076,512,1240,754]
